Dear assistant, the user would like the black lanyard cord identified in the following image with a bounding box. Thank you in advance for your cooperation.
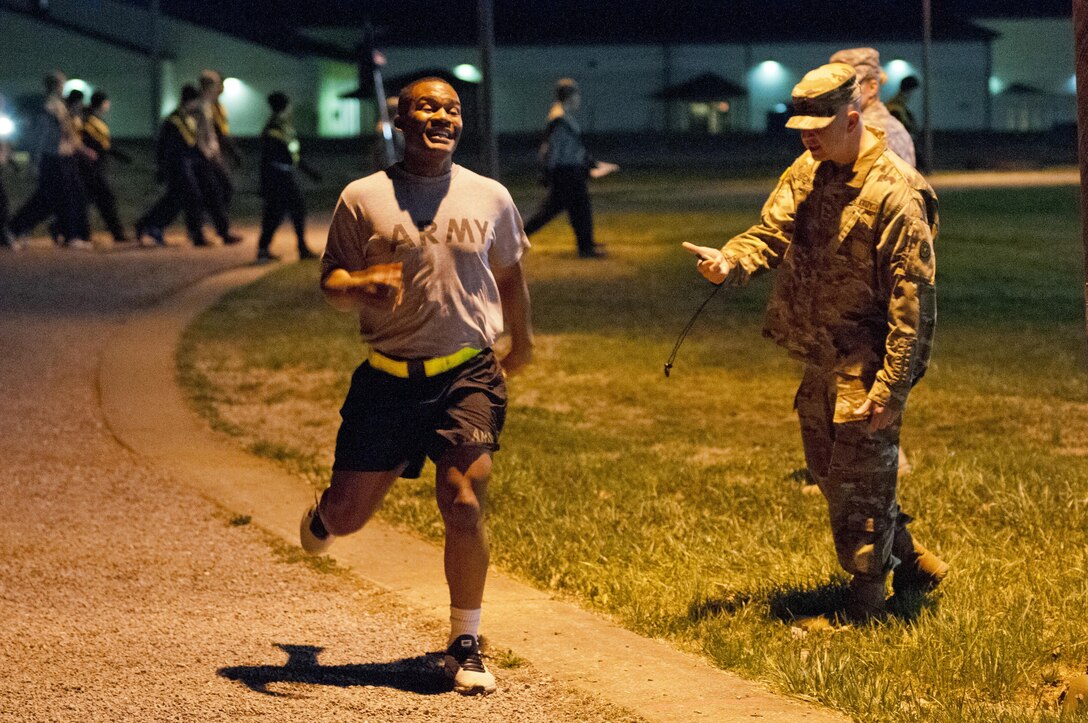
[663,281,725,377]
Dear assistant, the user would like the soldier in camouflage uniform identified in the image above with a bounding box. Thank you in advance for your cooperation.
[683,63,947,620]
[830,47,915,167]
[887,76,920,138]
[787,49,918,485]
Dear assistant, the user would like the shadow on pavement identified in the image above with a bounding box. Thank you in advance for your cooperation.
[218,643,451,697]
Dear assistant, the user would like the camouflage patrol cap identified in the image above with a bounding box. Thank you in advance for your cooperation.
[829,47,887,85]
[785,63,860,130]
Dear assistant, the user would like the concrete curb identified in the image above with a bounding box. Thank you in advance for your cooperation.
[98,265,846,722]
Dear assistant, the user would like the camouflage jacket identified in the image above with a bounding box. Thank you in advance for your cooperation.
[863,104,915,167]
[720,128,938,409]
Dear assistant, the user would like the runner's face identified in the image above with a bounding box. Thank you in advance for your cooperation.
[398,81,462,157]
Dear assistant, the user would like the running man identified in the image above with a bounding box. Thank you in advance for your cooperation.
[300,77,533,694]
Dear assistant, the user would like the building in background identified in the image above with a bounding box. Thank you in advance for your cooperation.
[0,0,357,139]
[978,16,1077,131]
[0,0,1075,139]
[302,12,996,135]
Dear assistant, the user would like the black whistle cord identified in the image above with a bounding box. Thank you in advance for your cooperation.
[663,281,725,377]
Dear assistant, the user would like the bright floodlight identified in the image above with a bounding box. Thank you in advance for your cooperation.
[753,60,785,86]
[0,115,14,138]
[1067,74,1077,94]
[63,78,91,95]
[452,64,482,83]
[222,77,244,97]
[886,59,914,78]
[989,76,1006,95]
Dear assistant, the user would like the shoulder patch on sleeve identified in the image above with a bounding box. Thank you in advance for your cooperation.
[903,216,936,283]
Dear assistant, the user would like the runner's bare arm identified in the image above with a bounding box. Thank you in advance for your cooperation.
[494,261,534,376]
[321,263,403,312]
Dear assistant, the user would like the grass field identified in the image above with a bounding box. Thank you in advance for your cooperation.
[178,177,1088,722]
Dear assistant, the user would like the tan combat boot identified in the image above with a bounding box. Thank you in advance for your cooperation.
[793,576,887,631]
[843,575,888,623]
[892,535,948,596]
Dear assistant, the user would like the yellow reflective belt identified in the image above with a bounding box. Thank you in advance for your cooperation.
[368,347,481,378]
[85,117,111,149]
[169,113,197,147]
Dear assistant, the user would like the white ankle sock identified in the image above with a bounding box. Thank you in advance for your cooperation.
[449,606,481,644]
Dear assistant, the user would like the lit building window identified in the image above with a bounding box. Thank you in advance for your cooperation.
[319,73,362,138]
[686,101,734,134]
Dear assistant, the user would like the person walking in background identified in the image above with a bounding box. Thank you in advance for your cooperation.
[0,92,14,249]
[78,90,131,243]
[299,77,533,695]
[0,135,11,250]
[136,84,211,247]
[523,78,617,259]
[194,69,241,245]
[47,88,92,245]
[63,89,85,133]
[886,75,920,138]
[8,70,92,249]
[830,48,915,167]
[256,91,319,263]
[683,63,947,624]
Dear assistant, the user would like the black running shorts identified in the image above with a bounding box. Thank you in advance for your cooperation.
[333,349,507,479]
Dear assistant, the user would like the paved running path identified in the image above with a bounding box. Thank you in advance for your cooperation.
[6,165,1073,719]
[0,228,843,721]
[0,233,642,721]
[97,259,843,722]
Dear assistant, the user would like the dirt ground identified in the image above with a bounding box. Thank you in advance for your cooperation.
[0,231,641,722]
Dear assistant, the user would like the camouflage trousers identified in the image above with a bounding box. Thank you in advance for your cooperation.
[795,365,907,583]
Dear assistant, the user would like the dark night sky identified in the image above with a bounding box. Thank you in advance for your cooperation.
[141,0,1070,23]
[125,0,1071,47]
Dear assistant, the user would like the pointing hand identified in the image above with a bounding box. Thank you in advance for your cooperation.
[681,242,732,285]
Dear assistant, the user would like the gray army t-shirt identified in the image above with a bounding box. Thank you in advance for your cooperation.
[321,163,529,358]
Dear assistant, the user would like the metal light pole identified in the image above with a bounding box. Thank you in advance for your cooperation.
[477,0,498,179]
[1075,0,1088,349]
[921,0,933,172]
[361,23,395,168]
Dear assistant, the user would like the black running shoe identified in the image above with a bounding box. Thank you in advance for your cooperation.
[443,635,496,695]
